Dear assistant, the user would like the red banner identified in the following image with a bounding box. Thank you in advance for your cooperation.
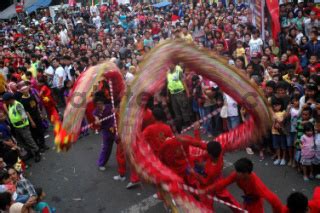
[266,0,281,42]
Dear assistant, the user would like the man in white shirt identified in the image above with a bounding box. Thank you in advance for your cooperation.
[52,57,66,107]
[249,30,263,56]
[116,60,134,86]
[90,5,99,16]
[92,12,102,29]
[63,56,73,82]
[225,94,241,130]
[295,29,304,45]
[304,11,320,39]
[43,60,54,87]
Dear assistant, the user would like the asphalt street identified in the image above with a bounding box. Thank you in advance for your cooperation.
[26,130,319,213]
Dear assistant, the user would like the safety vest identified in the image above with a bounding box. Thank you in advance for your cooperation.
[167,66,185,94]
[8,101,29,128]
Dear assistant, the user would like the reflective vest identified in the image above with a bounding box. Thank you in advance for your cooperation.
[167,66,184,94]
[8,101,29,128]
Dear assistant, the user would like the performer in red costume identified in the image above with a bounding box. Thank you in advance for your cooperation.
[281,187,320,213]
[159,124,204,187]
[142,107,174,158]
[160,123,241,212]
[114,107,157,189]
[205,158,283,213]
[37,77,59,123]
[139,107,175,199]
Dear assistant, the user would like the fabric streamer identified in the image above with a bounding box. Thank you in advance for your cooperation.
[54,62,124,151]
[119,40,272,212]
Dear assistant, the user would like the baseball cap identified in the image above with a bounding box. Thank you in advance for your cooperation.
[2,92,15,101]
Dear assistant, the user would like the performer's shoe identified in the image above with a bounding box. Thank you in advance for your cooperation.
[113,175,126,181]
[34,153,41,163]
[273,159,281,165]
[315,174,320,179]
[126,181,141,189]
[99,166,106,171]
[40,145,50,153]
[280,159,286,166]
[246,147,254,155]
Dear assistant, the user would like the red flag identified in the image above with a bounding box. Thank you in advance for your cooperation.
[266,0,280,42]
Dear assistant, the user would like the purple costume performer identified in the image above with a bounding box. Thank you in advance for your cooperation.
[93,104,115,167]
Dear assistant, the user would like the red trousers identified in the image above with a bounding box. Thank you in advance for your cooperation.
[116,143,140,183]
[200,189,242,213]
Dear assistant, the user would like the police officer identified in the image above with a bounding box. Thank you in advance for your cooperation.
[3,92,41,162]
[167,63,191,133]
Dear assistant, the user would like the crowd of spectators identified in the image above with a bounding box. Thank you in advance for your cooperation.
[0,0,319,212]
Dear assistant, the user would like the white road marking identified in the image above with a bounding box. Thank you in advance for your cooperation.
[223,160,233,169]
[121,195,161,213]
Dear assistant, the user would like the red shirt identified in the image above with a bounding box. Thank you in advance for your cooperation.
[143,122,174,157]
[209,172,283,213]
[308,63,320,73]
[288,55,302,74]
[159,130,207,186]
[151,27,161,35]
[141,109,155,131]
[171,14,179,22]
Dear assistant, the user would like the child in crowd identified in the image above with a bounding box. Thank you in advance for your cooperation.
[234,40,247,66]
[35,187,56,213]
[306,55,320,74]
[271,98,287,165]
[295,106,314,171]
[300,122,315,181]
[286,96,300,167]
